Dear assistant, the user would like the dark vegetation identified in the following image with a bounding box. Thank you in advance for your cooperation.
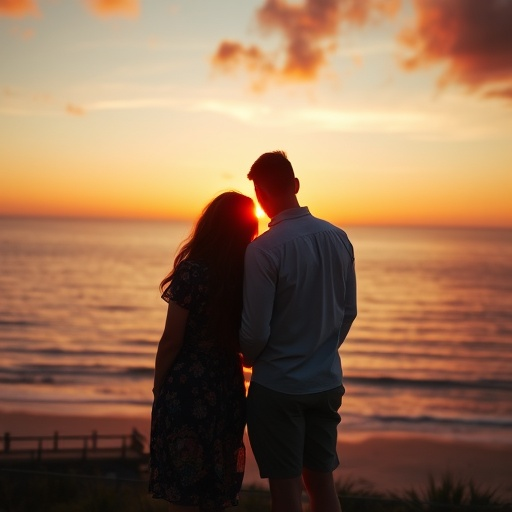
[0,470,509,511]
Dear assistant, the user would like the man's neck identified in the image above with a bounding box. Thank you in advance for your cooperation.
[268,196,300,218]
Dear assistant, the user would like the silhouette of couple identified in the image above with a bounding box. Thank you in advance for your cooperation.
[149,151,357,512]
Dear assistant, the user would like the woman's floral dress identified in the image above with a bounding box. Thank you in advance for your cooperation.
[149,260,246,511]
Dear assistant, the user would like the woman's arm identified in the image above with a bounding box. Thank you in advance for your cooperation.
[153,300,189,397]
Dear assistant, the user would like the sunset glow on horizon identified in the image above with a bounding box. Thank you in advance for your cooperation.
[1,0,511,228]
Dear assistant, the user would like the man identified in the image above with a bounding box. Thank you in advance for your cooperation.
[240,151,357,512]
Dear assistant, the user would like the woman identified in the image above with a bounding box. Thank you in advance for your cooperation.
[149,191,258,512]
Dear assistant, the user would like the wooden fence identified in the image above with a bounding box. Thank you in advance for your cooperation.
[0,429,146,464]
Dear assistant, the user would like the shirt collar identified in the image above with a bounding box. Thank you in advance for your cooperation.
[268,206,311,227]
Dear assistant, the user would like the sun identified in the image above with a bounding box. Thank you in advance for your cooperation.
[255,204,265,219]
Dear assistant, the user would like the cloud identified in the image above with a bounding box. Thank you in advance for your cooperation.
[0,0,38,17]
[338,0,402,25]
[1,87,16,97]
[86,0,139,17]
[0,87,89,116]
[484,87,512,102]
[399,0,512,99]
[211,0,400,88]
[88,97,182,111]
[66,103,86,116]
[1,0,140,18]
[211,41,278,91]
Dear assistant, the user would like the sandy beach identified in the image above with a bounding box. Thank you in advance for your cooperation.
[1,409,511,502]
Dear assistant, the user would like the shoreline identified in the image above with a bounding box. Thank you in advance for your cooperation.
[1,409,511,501]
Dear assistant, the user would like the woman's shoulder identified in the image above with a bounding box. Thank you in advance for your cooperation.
[161,259,208,305]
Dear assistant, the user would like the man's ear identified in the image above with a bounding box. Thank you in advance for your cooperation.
[294,178,300,194]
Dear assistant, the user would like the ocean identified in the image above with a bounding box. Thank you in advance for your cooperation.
[1,217,511,444]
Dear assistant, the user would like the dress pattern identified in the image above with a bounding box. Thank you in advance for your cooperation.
[149,260,246,511]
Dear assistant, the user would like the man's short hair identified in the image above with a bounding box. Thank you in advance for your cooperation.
[248,151,295,196]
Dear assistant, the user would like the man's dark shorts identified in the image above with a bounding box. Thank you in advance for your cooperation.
[246,382,343,479]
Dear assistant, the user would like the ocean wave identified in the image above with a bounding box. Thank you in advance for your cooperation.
[0,364,153,381]
[1,364,510,392]
[93,304,140,312]
[0,376,56,385]
[0,345,154,359]
[344,347,512,363]
[347,336,512,351]
[124,339,157,347]
[368,413,512,430]
[345,375,512,392]
[0,319,44,327]
[0,396,152,406]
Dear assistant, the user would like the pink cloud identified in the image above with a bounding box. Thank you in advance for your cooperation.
[212,0,400,87]
[399,0,512,98]
[0,0,38,17]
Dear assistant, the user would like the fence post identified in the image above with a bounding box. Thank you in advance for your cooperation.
[82,437,88,460]
[130,428,144,452]
[37,438,43,461]
[92,430,98,451]
[3,432,10,453]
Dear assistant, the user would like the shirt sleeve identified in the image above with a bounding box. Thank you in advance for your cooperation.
[345,240,357,316]
[239,244,277,367]
[338,242,357,346]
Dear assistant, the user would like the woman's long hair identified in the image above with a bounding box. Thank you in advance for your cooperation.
[160,191,258,351]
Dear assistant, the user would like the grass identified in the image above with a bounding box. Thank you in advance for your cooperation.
[397,473,510,512]
[0,470,510,511]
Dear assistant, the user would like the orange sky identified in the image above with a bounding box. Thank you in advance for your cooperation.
[1,0,511,227]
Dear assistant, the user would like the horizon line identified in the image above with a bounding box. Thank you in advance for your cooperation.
[0,213,510,231]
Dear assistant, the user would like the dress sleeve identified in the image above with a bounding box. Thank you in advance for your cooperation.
[161,261,202,310]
